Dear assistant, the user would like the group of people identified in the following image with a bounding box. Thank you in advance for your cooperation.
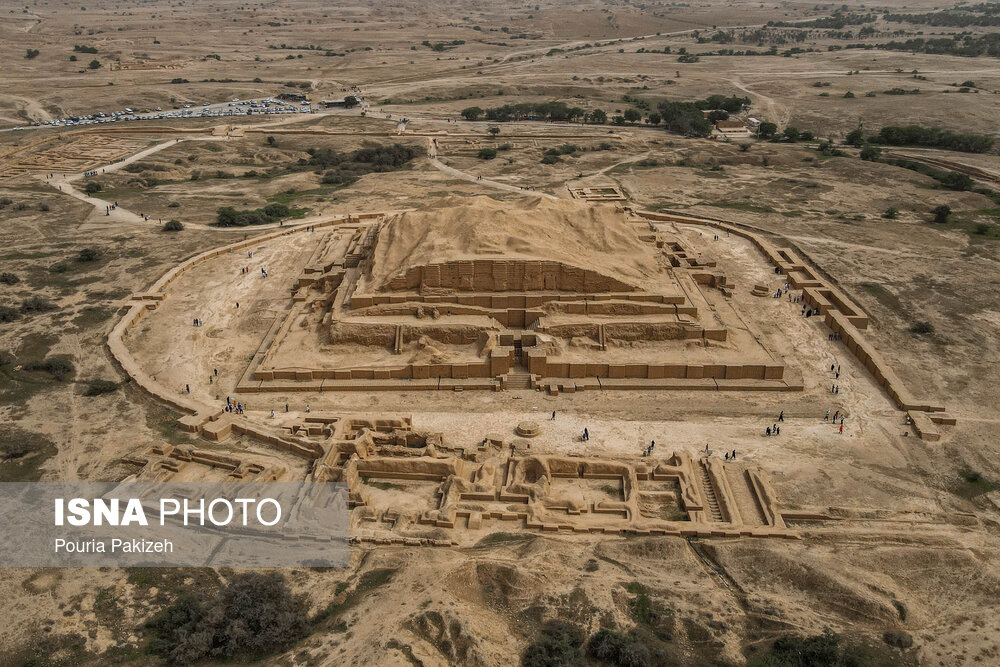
[192,318,204,327]
[224,397,245,414]
[104,202,120,216]
[642,440,656,456]
[825,409,846,433]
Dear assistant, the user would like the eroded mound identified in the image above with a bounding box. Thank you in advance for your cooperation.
[364,196,661,292]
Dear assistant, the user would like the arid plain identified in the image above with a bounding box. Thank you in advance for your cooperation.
[2,1,1000,665]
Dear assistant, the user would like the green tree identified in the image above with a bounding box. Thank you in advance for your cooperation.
[757,121,778,138]
[461,106,484,121]
[844,128,865,146]
[623,108,641,123]
[88,59,101,69]
[882,207,899,219]
[783,127,802,142]
[588,109,607,124]
[488,126,500,137]
[477,148,498,160]
[932,205,951,223]
[25,49,40,59]
[859,144,882,161]
[646,112,661,125]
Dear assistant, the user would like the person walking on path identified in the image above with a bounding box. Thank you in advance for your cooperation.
[778,410,784,422]
[582,428,589,442]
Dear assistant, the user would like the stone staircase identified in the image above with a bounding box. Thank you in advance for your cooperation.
[505,372,533,390]
[700,463,725,522]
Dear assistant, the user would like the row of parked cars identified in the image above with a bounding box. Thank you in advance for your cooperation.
[8,97,314,131]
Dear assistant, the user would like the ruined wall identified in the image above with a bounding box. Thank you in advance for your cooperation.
[380,260,637,293]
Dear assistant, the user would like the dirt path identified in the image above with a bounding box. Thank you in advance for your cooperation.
[426,137,560,199]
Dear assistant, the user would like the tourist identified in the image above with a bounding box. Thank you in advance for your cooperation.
[731,450,736,459]
[778,410,784,422]
[839,424,844,434]
[185,384,190,393]
[551,411,556,420]
[583,427,589,441]
[765,426,771,437]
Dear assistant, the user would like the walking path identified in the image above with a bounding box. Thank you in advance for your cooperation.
[425,137,560,199]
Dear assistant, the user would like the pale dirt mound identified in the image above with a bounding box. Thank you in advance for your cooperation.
[366,195,661,291]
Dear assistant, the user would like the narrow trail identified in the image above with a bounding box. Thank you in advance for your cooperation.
[38,135,357,232]
[425,137,560,199]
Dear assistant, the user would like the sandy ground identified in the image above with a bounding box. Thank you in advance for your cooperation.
[2,1,1000,665]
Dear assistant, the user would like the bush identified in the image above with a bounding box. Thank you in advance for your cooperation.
[586,629,651,667]
[162,219,184,232]
[0,272,20,285]
[521,620,585,667]
[477,148,498,160]
[77,248,101,262]
[749,629,876,667]
[83,379,119,396]
[859,144,881,161]
[39,202,50,212]
[540,154,561,165]
[883,630,913,649]
[0,306,18,323]
[20,296,56,314]
[910,320,934,335]
[88,59,101,69]
[25,49,40,59]
[931,205,951,223]
[217,203,291,227]
[882,207,899,219]
[974,223,991,235]
[145,572,308,663]
[84,182,102,194]
[24,356,74,381]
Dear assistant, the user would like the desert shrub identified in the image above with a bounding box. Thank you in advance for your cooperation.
[974,223,991,235]
[162,219,184,232]
[145,572,308,663]
[83,379,119,396]
[39,202,50,212]
[540,154,561,165]
[216,203,291,227]
[167,201,180,208]
[77,248,101,262]
[931,205,951,223]
[587,629,651,667]
[748,629,874,667]
[20,296,57,314]
[0,306,18,322]
[909,321,934,335]
[478,148,498,160]
[521,620,585,667]
[882,630,913,649]
[24,356,74,381]
[882,207,899,219]
[0,272,20,285]
[83,182,102,194]
[859,144,881,161]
